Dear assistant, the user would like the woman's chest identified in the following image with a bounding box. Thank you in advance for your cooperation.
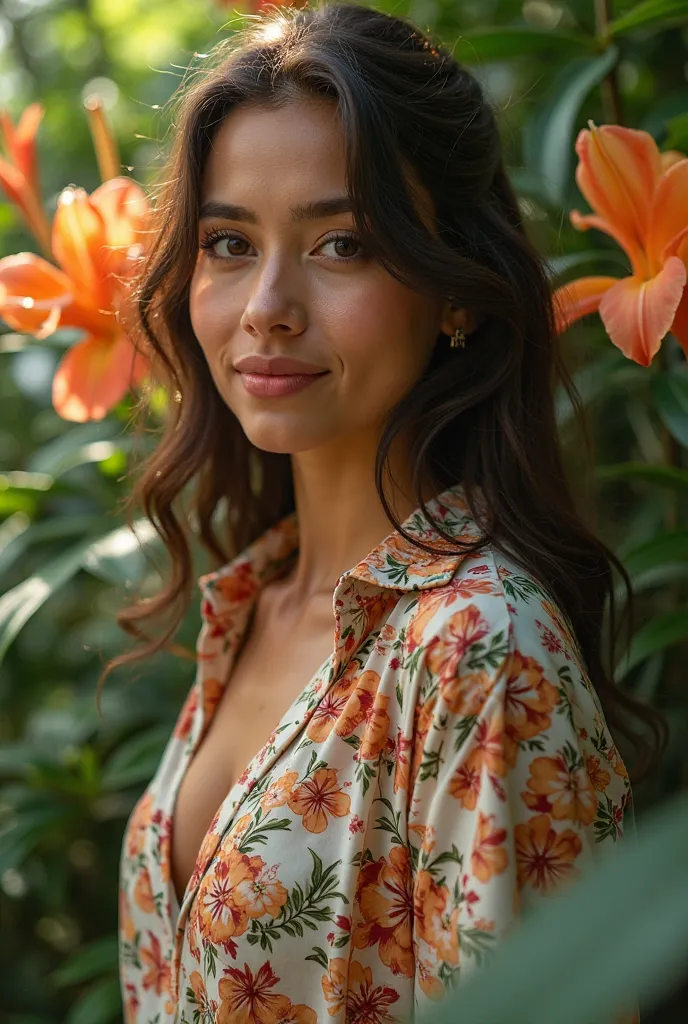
[173,658,417,1021]
[120,582,418,1018]
[170,609,337,910]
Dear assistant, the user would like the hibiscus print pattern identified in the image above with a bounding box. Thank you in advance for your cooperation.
[118,482,638,1024]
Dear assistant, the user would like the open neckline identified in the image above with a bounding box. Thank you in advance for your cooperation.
[166,646,335,928]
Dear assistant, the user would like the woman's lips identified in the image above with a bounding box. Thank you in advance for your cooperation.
[238,371,329,398]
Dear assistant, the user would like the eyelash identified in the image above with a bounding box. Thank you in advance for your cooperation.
[198,229,367,265]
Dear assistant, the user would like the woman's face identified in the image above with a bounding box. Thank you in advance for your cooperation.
[189,95,453,456]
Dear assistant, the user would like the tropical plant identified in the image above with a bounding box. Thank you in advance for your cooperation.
[552,121,687,367]
[1,1,687,1022]
[0,102,153,422]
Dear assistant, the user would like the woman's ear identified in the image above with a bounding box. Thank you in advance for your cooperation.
[438,301,484,338]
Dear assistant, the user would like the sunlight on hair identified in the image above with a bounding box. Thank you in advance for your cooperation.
[259,19,288,45]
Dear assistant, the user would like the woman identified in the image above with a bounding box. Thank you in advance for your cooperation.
[111,3,665,1021]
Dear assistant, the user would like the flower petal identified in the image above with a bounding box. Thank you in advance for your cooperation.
[90,177,152,284]
[12,103,44,191]
[0,155,27,208]
[569,210,640,276]
[0,252,72,335]
[552,276,618,335]
[52,187,113,309]
[598,256,687,366]
[0,251,113,337]
[574,124,662,275]
[91,176,152,249]
[660,150,686,174]
[646,157,688,273]
[663,225,688,267]
[84,96,121,183]
[52,333,148,422]
[670,286,688,357]
[0,155,52,255]
[0,252,71,298]
[666,228,688,356]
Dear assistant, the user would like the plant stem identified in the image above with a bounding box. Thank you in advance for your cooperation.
[594,0,623,125]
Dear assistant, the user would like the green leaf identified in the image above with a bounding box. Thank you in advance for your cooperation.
[651,371,688,447]
[607,0,688,37]
[628,650,665,700]
[0,536,98,663]
[615,610,688,680]
[0,512,31,574]
[64,975,121,1024]
[27,419,126,476]
[0,513,102,578]
[309,848,324,889]
[641,89,688,143]
[0,489,39,517]
[665,109,688,151]
[622,530,688,583]
[522,45,619,207]
[596,461,688,493]
[80,518,162,586]
[0,518,163,664]
[545,248,630,280]
[100,726,171,791]
[453,26,597,62]
[305,945,330,969]
[0,802,73,874]
[0,740,58,779]
[50,935,119,988]
[555,350,629,428]
[0,530,110,666]
[0,471,53,491]
[427,790,688,1024]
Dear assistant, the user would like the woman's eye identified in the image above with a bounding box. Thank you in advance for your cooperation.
[200,232,250,259]
[320,235,364,261]
[198,230,365,263]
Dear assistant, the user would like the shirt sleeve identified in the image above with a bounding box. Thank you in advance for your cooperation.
[406,596,636,1020]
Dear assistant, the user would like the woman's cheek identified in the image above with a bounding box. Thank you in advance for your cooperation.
[189,282,239,358]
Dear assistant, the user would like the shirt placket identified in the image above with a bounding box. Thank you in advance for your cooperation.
[168,571,382,1006]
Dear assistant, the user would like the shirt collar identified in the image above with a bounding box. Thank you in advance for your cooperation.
[197,480,485,620]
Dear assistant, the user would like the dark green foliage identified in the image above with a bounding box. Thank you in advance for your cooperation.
[1,1,687,1021]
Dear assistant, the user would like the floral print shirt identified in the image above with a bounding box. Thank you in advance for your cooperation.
[119,481,636,1024]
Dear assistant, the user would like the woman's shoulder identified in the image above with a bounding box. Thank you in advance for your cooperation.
[402,540,630,790]
[407,541,587,682]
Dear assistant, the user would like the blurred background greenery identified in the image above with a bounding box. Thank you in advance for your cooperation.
[1,0,687,1021]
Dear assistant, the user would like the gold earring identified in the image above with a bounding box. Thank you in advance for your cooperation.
[450,325,466,349]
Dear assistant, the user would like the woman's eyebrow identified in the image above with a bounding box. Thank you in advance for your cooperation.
[198,196,353,223]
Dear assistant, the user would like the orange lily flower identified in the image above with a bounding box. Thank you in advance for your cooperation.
[85,95,121,184]
[552,121,688,366]
[0,177,152,422]
[0,103,52,257]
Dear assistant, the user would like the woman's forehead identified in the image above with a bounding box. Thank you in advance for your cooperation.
[200,97,348,202]
[198,99,434,235]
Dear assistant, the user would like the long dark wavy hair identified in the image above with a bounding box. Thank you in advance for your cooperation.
[100,0,667,782]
